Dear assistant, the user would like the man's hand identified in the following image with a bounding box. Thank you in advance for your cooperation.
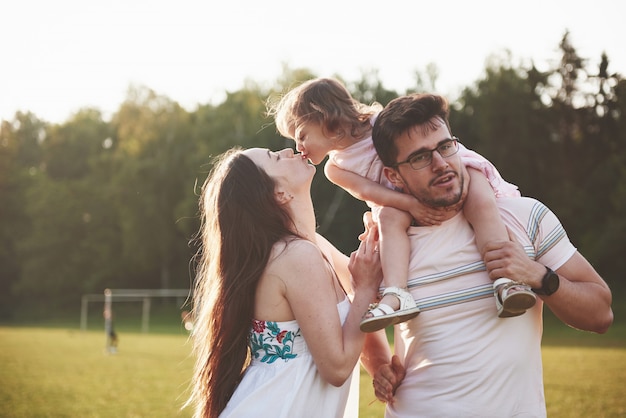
[482,228,544,288]
[373,355,406,404]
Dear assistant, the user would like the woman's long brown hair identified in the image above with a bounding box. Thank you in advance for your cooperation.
[188,148,296,418]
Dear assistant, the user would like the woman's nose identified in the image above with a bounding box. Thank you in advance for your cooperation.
[280,147,295,157]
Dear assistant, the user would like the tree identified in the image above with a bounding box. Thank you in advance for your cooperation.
[2,32,624,319]
[0,113,49,316]
[5,111,125,312]
[454,51,552,200]
[110,86,195,290]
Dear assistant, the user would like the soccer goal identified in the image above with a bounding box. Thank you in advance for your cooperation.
[80,288,191,333]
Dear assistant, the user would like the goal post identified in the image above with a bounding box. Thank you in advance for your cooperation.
[80,288,191,334]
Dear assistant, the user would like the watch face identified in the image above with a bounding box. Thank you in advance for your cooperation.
[545,271,560,295]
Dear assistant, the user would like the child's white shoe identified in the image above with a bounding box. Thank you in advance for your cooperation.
[360,286,420,332]
[494,278,537,318]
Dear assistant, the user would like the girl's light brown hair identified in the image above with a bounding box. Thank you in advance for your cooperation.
[267,77,382,142]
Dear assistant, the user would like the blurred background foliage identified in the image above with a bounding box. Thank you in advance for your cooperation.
[1,31,624,319]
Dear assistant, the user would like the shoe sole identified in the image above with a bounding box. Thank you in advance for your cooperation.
[499,292,537,318]
[360,307,421,333]
[504,292,537,310]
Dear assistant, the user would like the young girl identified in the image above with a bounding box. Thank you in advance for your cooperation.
[268,78,536,332]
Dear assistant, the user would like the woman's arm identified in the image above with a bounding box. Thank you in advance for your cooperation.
[282,234,382,386]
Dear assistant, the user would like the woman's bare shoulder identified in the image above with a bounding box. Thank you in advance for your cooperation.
[266,239,333,287]
[272,238,325,266]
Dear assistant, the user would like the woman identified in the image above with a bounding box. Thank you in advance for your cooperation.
[187,146,383,418]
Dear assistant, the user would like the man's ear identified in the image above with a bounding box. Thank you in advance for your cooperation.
[383,167,405,191]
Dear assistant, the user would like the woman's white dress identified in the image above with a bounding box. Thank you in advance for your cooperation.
[219,297,360,417]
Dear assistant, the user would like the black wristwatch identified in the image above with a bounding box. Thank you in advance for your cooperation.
[532,266,560,296]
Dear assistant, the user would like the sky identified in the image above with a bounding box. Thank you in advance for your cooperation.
[2,0,625,124]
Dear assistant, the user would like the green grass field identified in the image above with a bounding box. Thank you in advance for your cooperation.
[1,307,624,417]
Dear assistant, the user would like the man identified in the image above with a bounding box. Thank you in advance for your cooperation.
[360,93,613,417]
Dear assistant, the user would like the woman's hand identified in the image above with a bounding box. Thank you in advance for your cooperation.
[350,212,383,291]
[358,211,378,241]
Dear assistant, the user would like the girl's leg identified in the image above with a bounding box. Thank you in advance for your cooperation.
[466,169,536,317]
[377,206,413,311]
[360,206,420,332]
[465,168,507,255]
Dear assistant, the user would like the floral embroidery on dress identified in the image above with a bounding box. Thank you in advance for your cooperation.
[249,319,301,364]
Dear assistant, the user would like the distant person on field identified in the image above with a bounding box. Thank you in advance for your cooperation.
[104,307,118,354]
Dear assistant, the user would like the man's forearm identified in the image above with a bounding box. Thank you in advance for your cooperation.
[360,330,392,376]
[544,253,613,333]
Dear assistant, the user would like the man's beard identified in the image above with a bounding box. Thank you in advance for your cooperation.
[424,192,463,207]
[406,170,465,209]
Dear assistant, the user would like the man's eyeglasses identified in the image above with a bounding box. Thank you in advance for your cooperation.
[392,138,460,170]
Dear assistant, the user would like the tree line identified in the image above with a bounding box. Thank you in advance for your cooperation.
[1,31,624,319]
